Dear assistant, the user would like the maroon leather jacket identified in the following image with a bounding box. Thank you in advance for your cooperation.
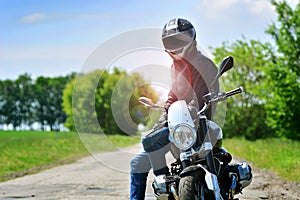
[165,41,219,119]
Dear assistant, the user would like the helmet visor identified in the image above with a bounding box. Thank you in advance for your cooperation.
[162,29,195,52]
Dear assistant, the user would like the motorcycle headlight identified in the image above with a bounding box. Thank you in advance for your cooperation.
[171,124,197,150]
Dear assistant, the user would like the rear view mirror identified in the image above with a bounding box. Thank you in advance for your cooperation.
[210,56,234,89]
[219,56,233,76]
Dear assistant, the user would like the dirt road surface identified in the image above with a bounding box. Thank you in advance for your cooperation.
[0,144,299,200]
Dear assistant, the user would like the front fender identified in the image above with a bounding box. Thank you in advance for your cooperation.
[179,164,206,177]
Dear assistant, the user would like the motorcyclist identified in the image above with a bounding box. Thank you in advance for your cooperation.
[130,18,220,200]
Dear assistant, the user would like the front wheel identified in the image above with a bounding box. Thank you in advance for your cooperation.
[178,171,214,200]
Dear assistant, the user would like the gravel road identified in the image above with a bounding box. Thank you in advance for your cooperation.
[0,144,299,200]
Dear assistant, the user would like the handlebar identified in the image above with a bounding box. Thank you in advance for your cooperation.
[139,87,244,116]
[225,87,243,98]
[198,87,243,115]
[211,87,243,102]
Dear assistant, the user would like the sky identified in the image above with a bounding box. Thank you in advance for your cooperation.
[0,0,298,80]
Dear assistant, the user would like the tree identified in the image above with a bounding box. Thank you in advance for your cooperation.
[15,74,34,129]
[0,80,5,128]
[212,39,273,140]
[62,79,76,131]
[1,79,20,129]
[33,76,51,130]
[96,68,158,135]
[212,0,300,140]
[68,70,103,133]
[264,0,300,139]
[44,76,71,131]
[64,68,158,134]
[33,75,73,131]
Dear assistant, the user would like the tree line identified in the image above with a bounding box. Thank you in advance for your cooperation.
[0,73,75,131]
[0,68,156,134]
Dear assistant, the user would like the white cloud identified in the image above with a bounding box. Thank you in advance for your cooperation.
[197,0,275,19]
[286,0,298,8]
[199,0,240,13]
[193,0,277,48]
[246,0,275,15]
[20,13,47,24]
[20,12,141,24]
[0,45,91,60]
[0,45,92,79]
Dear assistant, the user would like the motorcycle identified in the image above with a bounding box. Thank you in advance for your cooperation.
[138,56,252,200]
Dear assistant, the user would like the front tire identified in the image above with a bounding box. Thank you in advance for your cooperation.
[178,170,214,200]
[179,175,197,200]
[179,170,202,200]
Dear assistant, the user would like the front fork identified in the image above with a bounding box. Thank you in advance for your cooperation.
[199,115,217,175]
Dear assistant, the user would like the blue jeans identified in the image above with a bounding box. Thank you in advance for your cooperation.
[130,127,170,200]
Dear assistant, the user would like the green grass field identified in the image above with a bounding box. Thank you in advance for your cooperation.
[1,131,299,183]
[0,131,140,182]
[223,138,300,182]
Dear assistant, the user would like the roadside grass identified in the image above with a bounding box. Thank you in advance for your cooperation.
[3,130,298,183]
[0,131,140,182]
[223,138,300,182]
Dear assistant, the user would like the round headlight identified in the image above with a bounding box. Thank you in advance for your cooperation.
[172,124,197,150]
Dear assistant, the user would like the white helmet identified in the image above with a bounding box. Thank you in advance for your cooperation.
[162,18,196,54]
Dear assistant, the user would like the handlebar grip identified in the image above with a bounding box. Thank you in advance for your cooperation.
[225,87,243,98]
